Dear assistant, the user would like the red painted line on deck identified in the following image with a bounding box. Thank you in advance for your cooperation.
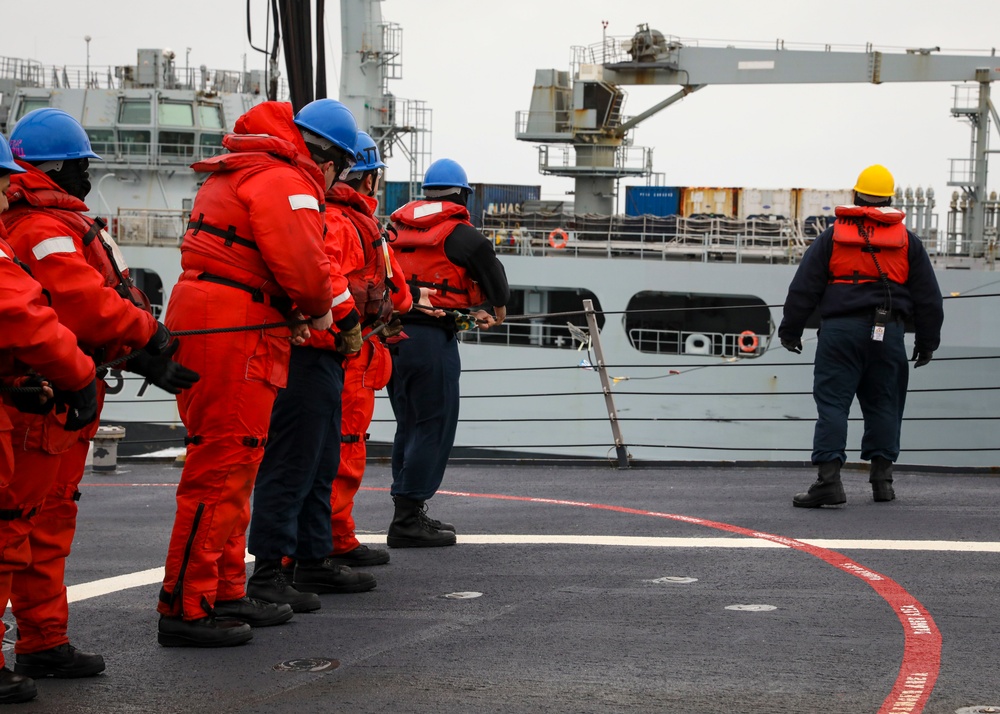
[425,487,942,714]
[83,481,940,712]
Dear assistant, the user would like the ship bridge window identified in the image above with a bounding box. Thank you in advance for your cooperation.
[119,100,151,124]
[86,130,115,157]
[159,102,194,127]
[625,291,771,358]
[198,104,224,129]
[198,132,224,158]
[160,130,195,159]
[15,97,51,121]
[459,286,604,349]
[119,130,151,156]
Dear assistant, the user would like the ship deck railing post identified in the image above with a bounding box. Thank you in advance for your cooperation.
[583,298,630,469]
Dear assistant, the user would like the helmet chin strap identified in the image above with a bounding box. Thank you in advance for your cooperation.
[34,160,65,174]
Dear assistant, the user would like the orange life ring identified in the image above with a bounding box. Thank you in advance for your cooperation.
[738,331,759,353]
[548,228,568,249]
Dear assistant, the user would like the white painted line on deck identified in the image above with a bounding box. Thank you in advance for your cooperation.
[65,535,1000,604]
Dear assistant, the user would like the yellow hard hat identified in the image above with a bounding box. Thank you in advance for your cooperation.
[853,164,895,197]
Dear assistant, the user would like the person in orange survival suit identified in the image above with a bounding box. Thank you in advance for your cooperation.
[2,109,197,679]
[156,99,361,648]
[0,134,98,705]
[325,133,421,568]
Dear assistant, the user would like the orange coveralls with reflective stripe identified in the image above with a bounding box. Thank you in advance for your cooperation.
[2,165,157,655]
[325,184,412,554]
[158,102,339,620]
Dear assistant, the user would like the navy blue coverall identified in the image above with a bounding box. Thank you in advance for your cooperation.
[778,223,943,465]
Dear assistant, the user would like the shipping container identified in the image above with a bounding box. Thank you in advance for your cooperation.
[467,183,542,228]
[382,180,413,216]
[794,188,852,222]
[680,187,738,218]
[737,188,796,220]
[624,185,681,217]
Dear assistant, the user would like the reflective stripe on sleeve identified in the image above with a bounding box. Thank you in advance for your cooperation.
[331,288,353,307]
[31,236,77,260]
[288,194,320,211]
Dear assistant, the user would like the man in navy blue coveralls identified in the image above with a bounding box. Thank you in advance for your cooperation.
[385,158,509,546]
[778,164,944,507]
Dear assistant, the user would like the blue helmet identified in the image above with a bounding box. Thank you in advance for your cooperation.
[293,99,358,157]
[9,108,102,162]
[423,158,473,191]
[0,134,26,174]
[351,132,386,172]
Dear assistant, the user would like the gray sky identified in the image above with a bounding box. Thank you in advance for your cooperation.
[5,0,1000,204]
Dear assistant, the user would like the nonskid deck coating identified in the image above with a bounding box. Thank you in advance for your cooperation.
[5,461,998,714]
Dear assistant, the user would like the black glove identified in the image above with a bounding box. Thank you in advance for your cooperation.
[143,322,172,356]
[9,374,55,415]
[911,348,933,368]
[780,337,803,354]
[127,340,200,394]
[56,378,99,431]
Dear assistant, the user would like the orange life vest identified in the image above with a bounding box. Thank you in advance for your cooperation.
[389,200,485,310]
[327,184,394,326]
[828,205,909,285]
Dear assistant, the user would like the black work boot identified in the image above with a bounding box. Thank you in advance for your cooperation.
[157,615,253,648]
[14,643,105,679]
[327,544,391,567]
[792,461,847,508]
[293,559,377,594]
[0,667,36,704]
[247,559,321,613]
[213,596,294,627]
[869,456,896,502]
[387,496,457,548]
[418,505,456,533]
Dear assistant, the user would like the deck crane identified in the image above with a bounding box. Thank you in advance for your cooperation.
[516,27,1000,256]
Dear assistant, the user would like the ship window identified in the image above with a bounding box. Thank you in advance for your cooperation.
[119,99,151,125]
[130,268,164,319]
[87,130,115,157]
[159,102,194,127]
[198,104,224,129]
[119,130,151,156]
[459,287,604,349]
[198,132,224,158]
[16,97,50,120]
[624,291,771,358]
[160,131,195,158]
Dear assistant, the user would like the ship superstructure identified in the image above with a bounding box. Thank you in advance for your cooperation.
[2,6,997,469]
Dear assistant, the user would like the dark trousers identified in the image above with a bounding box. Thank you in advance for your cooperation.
[812,315,909,465]
[248,347,344,561]
[387,324,460,501]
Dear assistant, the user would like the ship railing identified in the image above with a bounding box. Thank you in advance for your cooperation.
[484,213,805,263]
[112,210,186,247]
[0,57,283,95]
[0,56,44,86]
[90,140,225,167]
[626,328,766,359]
[515,110,577,139]
[458,320,588,349]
